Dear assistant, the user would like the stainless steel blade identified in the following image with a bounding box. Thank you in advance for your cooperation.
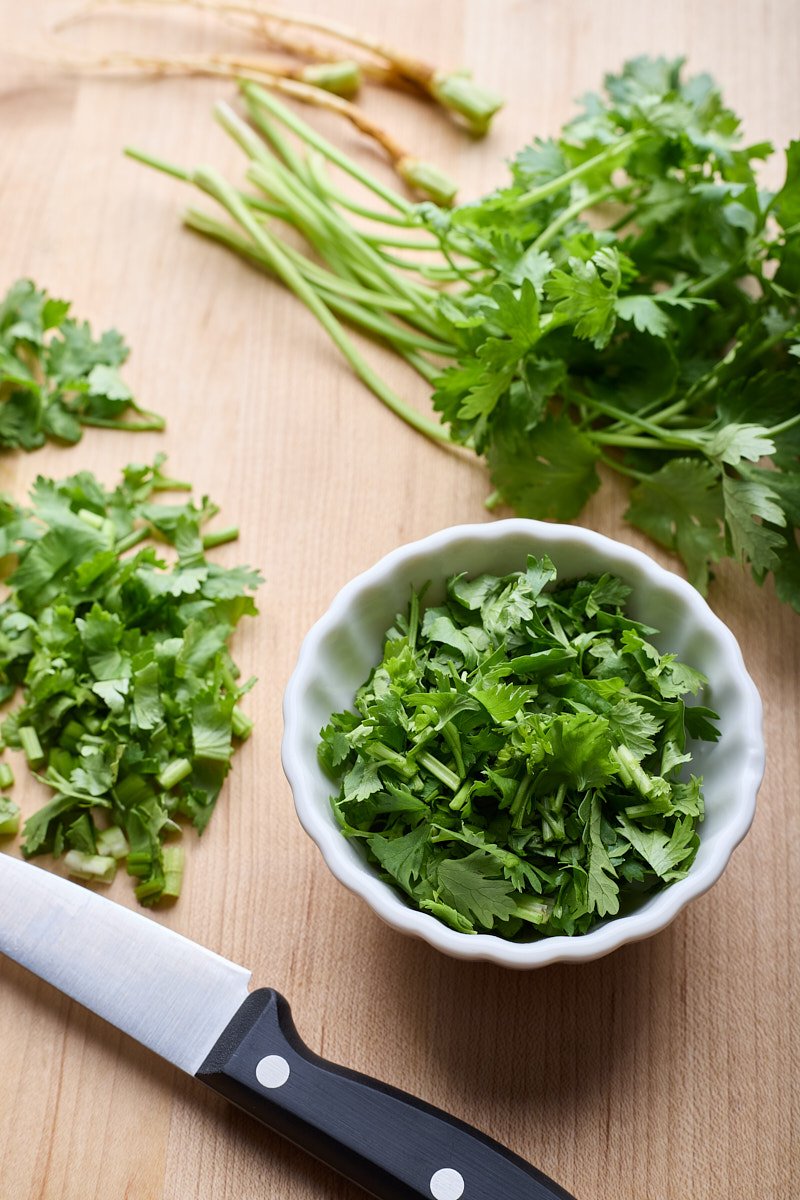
[0,855,251,1073]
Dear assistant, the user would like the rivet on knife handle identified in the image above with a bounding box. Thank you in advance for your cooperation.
[196,988,576,1200]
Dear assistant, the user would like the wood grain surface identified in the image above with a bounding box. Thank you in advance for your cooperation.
[1,3,799,1198]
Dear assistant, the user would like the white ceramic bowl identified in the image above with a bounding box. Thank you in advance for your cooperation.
[282,520,764,968]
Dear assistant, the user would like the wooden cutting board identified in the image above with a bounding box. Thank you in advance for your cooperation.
[1,2,798,1197]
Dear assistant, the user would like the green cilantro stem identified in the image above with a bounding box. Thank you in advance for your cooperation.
[80,413,166,431]
[125,145,193,181]
[401,350,440,385]
[531,185,618,251]
[114,527,150,554]
[0,798,20,836]
[202,525,240,549]
[245,98,314,184]
[64,850,117,884]
[158,757,193,790]
[408,589,420,650]
[303,153,415,227]
[192,164,454,445]
[162,845,185,899]
[242,83,414,214]
[245,161,441,324]
[96,826,130,859]
[766,411,800,438]
[510,773,533,828]
[509,129,645,211]
[417,751,461,791]
[19,726,44,767]
[441,722,465,777]
[449,780,472,811]
[183,209,429,327]
[368,741,415,776]
[231,706,254,740]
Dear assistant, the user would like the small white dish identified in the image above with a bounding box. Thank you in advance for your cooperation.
[281,520,764,968]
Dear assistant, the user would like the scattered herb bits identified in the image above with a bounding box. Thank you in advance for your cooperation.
[0,457,261,904]
[0,278,163,450]
[319,557,719,939]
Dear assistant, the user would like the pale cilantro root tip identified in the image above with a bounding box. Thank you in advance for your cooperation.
[0,457,261,906]
[319,556,720,940]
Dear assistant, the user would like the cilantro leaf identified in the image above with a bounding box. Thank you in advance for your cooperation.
[0,279,163,450]
[487,413,600,520]
[626,460,725,593]
[436,853,519,930]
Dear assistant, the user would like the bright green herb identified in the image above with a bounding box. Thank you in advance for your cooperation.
[0,797,20,836]
[0,457,260,904]
[319,556,719,939]
[0,278,164,450]
[131,56,800,610]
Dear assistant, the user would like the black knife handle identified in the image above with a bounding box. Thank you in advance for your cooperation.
[196,988,574,1200]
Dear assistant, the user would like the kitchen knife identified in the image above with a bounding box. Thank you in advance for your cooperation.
[0,854,575,1200]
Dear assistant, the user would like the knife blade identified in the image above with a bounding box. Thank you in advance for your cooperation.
[1,854,575,1200]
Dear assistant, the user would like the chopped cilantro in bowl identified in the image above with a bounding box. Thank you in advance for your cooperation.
[318,555,719,940]
[283,521,763,967]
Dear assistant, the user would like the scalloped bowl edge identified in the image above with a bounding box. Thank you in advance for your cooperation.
[281,520,765,968]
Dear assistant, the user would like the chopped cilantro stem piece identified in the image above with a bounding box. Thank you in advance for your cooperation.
[320,555,717,940]
[158,758,193,791]
[231,706,254,740]
[78,507,108,531]
[96,826,129,859]
[19,727,44,767]
[114,527,150,554]
[0,798,20,836]
[202,525,239,549]
[417,752,461,792]
[134,875,165,903]
[0,763,14,790]
[64,850,117,884]
[78,412,166,431]
[162,845,185,899]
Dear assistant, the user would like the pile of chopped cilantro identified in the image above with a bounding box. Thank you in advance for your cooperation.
[0,457,260,904]
[0,278,163,449]
[319,556,719,939]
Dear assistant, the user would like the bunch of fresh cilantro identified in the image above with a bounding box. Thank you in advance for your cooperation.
[425,57,800,604]
[0,457,260,904]
[0,278,163,449]
[135,56,800,610]
[319,556,719,939]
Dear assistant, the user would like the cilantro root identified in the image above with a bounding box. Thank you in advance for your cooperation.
[131,55,800,611]
[59,0,502,135]
[319,556,719,940]
[0,457,261,906]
